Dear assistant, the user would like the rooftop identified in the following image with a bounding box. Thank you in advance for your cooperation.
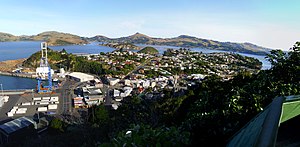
[0,116,37,135]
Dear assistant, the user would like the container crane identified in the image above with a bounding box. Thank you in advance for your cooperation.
[36,42,53,93]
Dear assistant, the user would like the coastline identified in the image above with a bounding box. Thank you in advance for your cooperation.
[0,58,36,79]
[0,71,37,79]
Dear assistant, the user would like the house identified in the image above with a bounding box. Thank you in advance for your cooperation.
[108,78,120,86]
[113,89,120,97]
[90,79,103,88]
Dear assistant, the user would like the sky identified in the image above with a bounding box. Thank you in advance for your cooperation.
[0,0,299,50]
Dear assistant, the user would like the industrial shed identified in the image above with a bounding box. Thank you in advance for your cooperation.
[67,72,94,82]
[0,117,37,144]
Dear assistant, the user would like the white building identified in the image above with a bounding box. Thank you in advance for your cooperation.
[67,72,94,82]
[109,78,120,86]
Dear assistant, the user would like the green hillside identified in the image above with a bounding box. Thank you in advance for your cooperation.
[138,46,159,55]
[22,48,69,69]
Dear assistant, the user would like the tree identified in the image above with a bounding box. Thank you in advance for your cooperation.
[266,49,287,67]
[49,118,65,133]
[89,105,109,126]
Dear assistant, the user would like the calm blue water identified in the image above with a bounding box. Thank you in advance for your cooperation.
[0,41,115,61]
[0,41,115,89]
[49,42,115,55]
[0,75,36,90]
[0,41,271,89]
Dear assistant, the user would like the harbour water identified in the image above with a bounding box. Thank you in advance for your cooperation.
[0,41,271,89]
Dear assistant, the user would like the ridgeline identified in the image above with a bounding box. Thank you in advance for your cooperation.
[0,31,272,55]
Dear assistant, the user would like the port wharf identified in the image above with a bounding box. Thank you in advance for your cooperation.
[0,71,37,79]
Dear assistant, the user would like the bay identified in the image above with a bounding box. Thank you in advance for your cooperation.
[0,41,115,89]
[0,75,36,90]
[0,41,271,89]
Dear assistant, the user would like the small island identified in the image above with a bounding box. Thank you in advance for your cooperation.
[137,46,159,55]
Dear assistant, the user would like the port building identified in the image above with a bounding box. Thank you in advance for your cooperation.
[0,117,37,144]
[67,72,94,82]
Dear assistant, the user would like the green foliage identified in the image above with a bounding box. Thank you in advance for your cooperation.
[23,48,69,70]
[180,42,300,146]
[138,46,159,55]
[89,105,110,126]
[102,124,190,147]
[55,39,73,45]
[73,56,105,75]
[49,118,65,133]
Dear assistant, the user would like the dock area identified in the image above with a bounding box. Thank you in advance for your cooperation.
[0,71,37,79]
[0,91,61,122]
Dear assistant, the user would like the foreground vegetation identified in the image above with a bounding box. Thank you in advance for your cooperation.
[20,42,300,146]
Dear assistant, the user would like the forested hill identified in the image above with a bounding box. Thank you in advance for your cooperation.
[89,33,272,55]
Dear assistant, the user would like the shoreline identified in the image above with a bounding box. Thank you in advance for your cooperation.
[0,71,37,79]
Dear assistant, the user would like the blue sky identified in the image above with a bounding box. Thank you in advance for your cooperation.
[0,0,299,50]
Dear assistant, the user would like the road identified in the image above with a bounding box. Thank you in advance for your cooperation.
[60,79,76,114]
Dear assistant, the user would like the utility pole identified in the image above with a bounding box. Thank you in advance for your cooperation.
[0,84,3,97]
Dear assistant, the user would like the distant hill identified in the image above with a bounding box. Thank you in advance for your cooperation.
[32,31,88,46]
[90,33,272,55]
[0,32,19,41]
[138,46,159,55]
[0,31,88,46]
[0,31,272,55]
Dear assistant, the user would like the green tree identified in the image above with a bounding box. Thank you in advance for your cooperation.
[89,105,109,126]
[49,118,65,133]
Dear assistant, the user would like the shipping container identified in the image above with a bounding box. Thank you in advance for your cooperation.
[33,97,42,101]
[21,102,31,106]
[40,102,49,105]
[50,96,59,101]
[42,97,51,100]
[7,112,14,117]
[37,107,48,112]
[17,108,28,111]
[15,110,26,114]
[41,99,50,102]
[48,104,58,110]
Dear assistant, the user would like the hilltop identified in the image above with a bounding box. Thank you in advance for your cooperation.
[22,48,69,69]
[138,46,159,55]
[0,32,20,41]
[32,31,88,46]
[0,31,88,46]
[90,33,272,55]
